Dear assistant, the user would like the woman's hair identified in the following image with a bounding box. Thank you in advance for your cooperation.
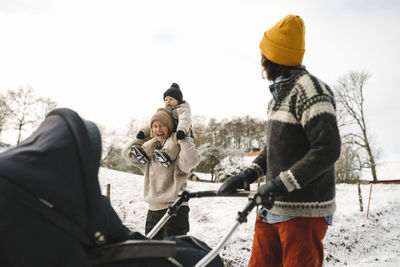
[261,54,293,81]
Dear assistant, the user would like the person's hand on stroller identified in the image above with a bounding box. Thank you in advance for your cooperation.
[218,168,258,195]
[257,176,288,197]
[256,176,288,208]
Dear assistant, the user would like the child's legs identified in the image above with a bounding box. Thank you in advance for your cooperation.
[162,132,180,161]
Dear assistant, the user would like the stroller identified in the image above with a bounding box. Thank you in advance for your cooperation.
[0,108,224,267]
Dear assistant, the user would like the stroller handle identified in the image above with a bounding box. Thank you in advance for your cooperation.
[146,190,256,239]
[186,190,255,198]
[146,190,274,266]
[195,193,273,267]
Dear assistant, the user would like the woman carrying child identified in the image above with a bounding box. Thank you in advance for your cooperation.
[123,107,200,240]
[136,82,193,167]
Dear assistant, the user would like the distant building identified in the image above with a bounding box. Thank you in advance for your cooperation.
[362,161,400,184]
[189,172,211,182]
[245,150,260,157]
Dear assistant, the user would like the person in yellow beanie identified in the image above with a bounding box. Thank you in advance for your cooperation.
[219,15,341,267]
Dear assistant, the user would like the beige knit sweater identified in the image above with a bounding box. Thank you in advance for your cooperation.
[122,133,201,210]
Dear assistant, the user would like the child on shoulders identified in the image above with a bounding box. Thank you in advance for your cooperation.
[132,83,193,167]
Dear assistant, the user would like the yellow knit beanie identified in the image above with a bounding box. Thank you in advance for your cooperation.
[259,15,305,66]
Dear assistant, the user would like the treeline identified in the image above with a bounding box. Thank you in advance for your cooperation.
[99,114,268,182]
[0,85,268,182]
[99,70,382,185]
[1,70,381,186]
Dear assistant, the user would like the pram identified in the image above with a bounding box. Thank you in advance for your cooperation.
[0,108,224,267]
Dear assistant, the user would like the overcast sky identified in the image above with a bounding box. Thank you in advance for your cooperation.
[1,0,400,162]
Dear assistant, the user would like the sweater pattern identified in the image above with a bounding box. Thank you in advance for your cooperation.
[253,72,341,217]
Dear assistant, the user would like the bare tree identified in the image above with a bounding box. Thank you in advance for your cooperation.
[225,117,242,149]
[6,84,57,144]
[98,125,119,166]
[334,71,379,183]
[7,85,38,144]
[0,93,11,138]
[335,141,366,211]
[243,116,267,152]
[196,143,227,182]
[192,115,211,148]
[33,97,57,127]
[124,117,141,140]
[335,143,359,183]
[206,118,220,146]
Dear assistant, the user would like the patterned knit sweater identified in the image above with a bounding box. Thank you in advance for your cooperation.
[252,71,341,217]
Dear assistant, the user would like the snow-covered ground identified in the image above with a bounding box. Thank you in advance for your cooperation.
[99,168,400,267]
[0,142,11,153]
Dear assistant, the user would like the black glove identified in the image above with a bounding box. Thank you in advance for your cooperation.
[256,176,288,209]
[218,168,258,195]
[136,131,145,139]
[257,176,288,198]
[176,130,186,140]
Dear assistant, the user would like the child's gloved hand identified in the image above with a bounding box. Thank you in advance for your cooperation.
[176,130,186,140]
[136,131,145,139]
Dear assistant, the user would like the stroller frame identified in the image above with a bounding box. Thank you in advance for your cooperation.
[146,190,252,239]
[146,190,274,267]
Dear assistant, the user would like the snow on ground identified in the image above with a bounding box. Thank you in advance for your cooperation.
[99,168,400,267]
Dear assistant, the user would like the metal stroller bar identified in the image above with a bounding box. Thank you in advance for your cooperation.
[88,239,177,265]
[195,193,273,267]
[146,190,253,239]
[146,190,273,266]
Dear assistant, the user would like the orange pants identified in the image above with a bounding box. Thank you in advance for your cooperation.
[248,215,328,267]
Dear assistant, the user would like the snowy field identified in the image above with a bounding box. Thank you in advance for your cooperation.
[99,168,400,267]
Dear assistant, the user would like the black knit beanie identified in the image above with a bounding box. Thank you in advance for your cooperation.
[163,83,183,104]
[83,120,102,166]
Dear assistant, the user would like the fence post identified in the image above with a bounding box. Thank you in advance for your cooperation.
[366,183,373,218]
[356,175,363,212]
[106,184,111,199]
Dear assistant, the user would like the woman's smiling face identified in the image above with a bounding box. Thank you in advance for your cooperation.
[151,120,170,142]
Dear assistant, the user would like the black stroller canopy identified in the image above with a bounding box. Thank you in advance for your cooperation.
[0,108,109,245]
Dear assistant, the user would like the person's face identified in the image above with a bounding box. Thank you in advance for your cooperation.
[152,120,170,142]
[165,96,179,107]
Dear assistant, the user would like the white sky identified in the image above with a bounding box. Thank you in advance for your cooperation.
[1,0,400,161]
